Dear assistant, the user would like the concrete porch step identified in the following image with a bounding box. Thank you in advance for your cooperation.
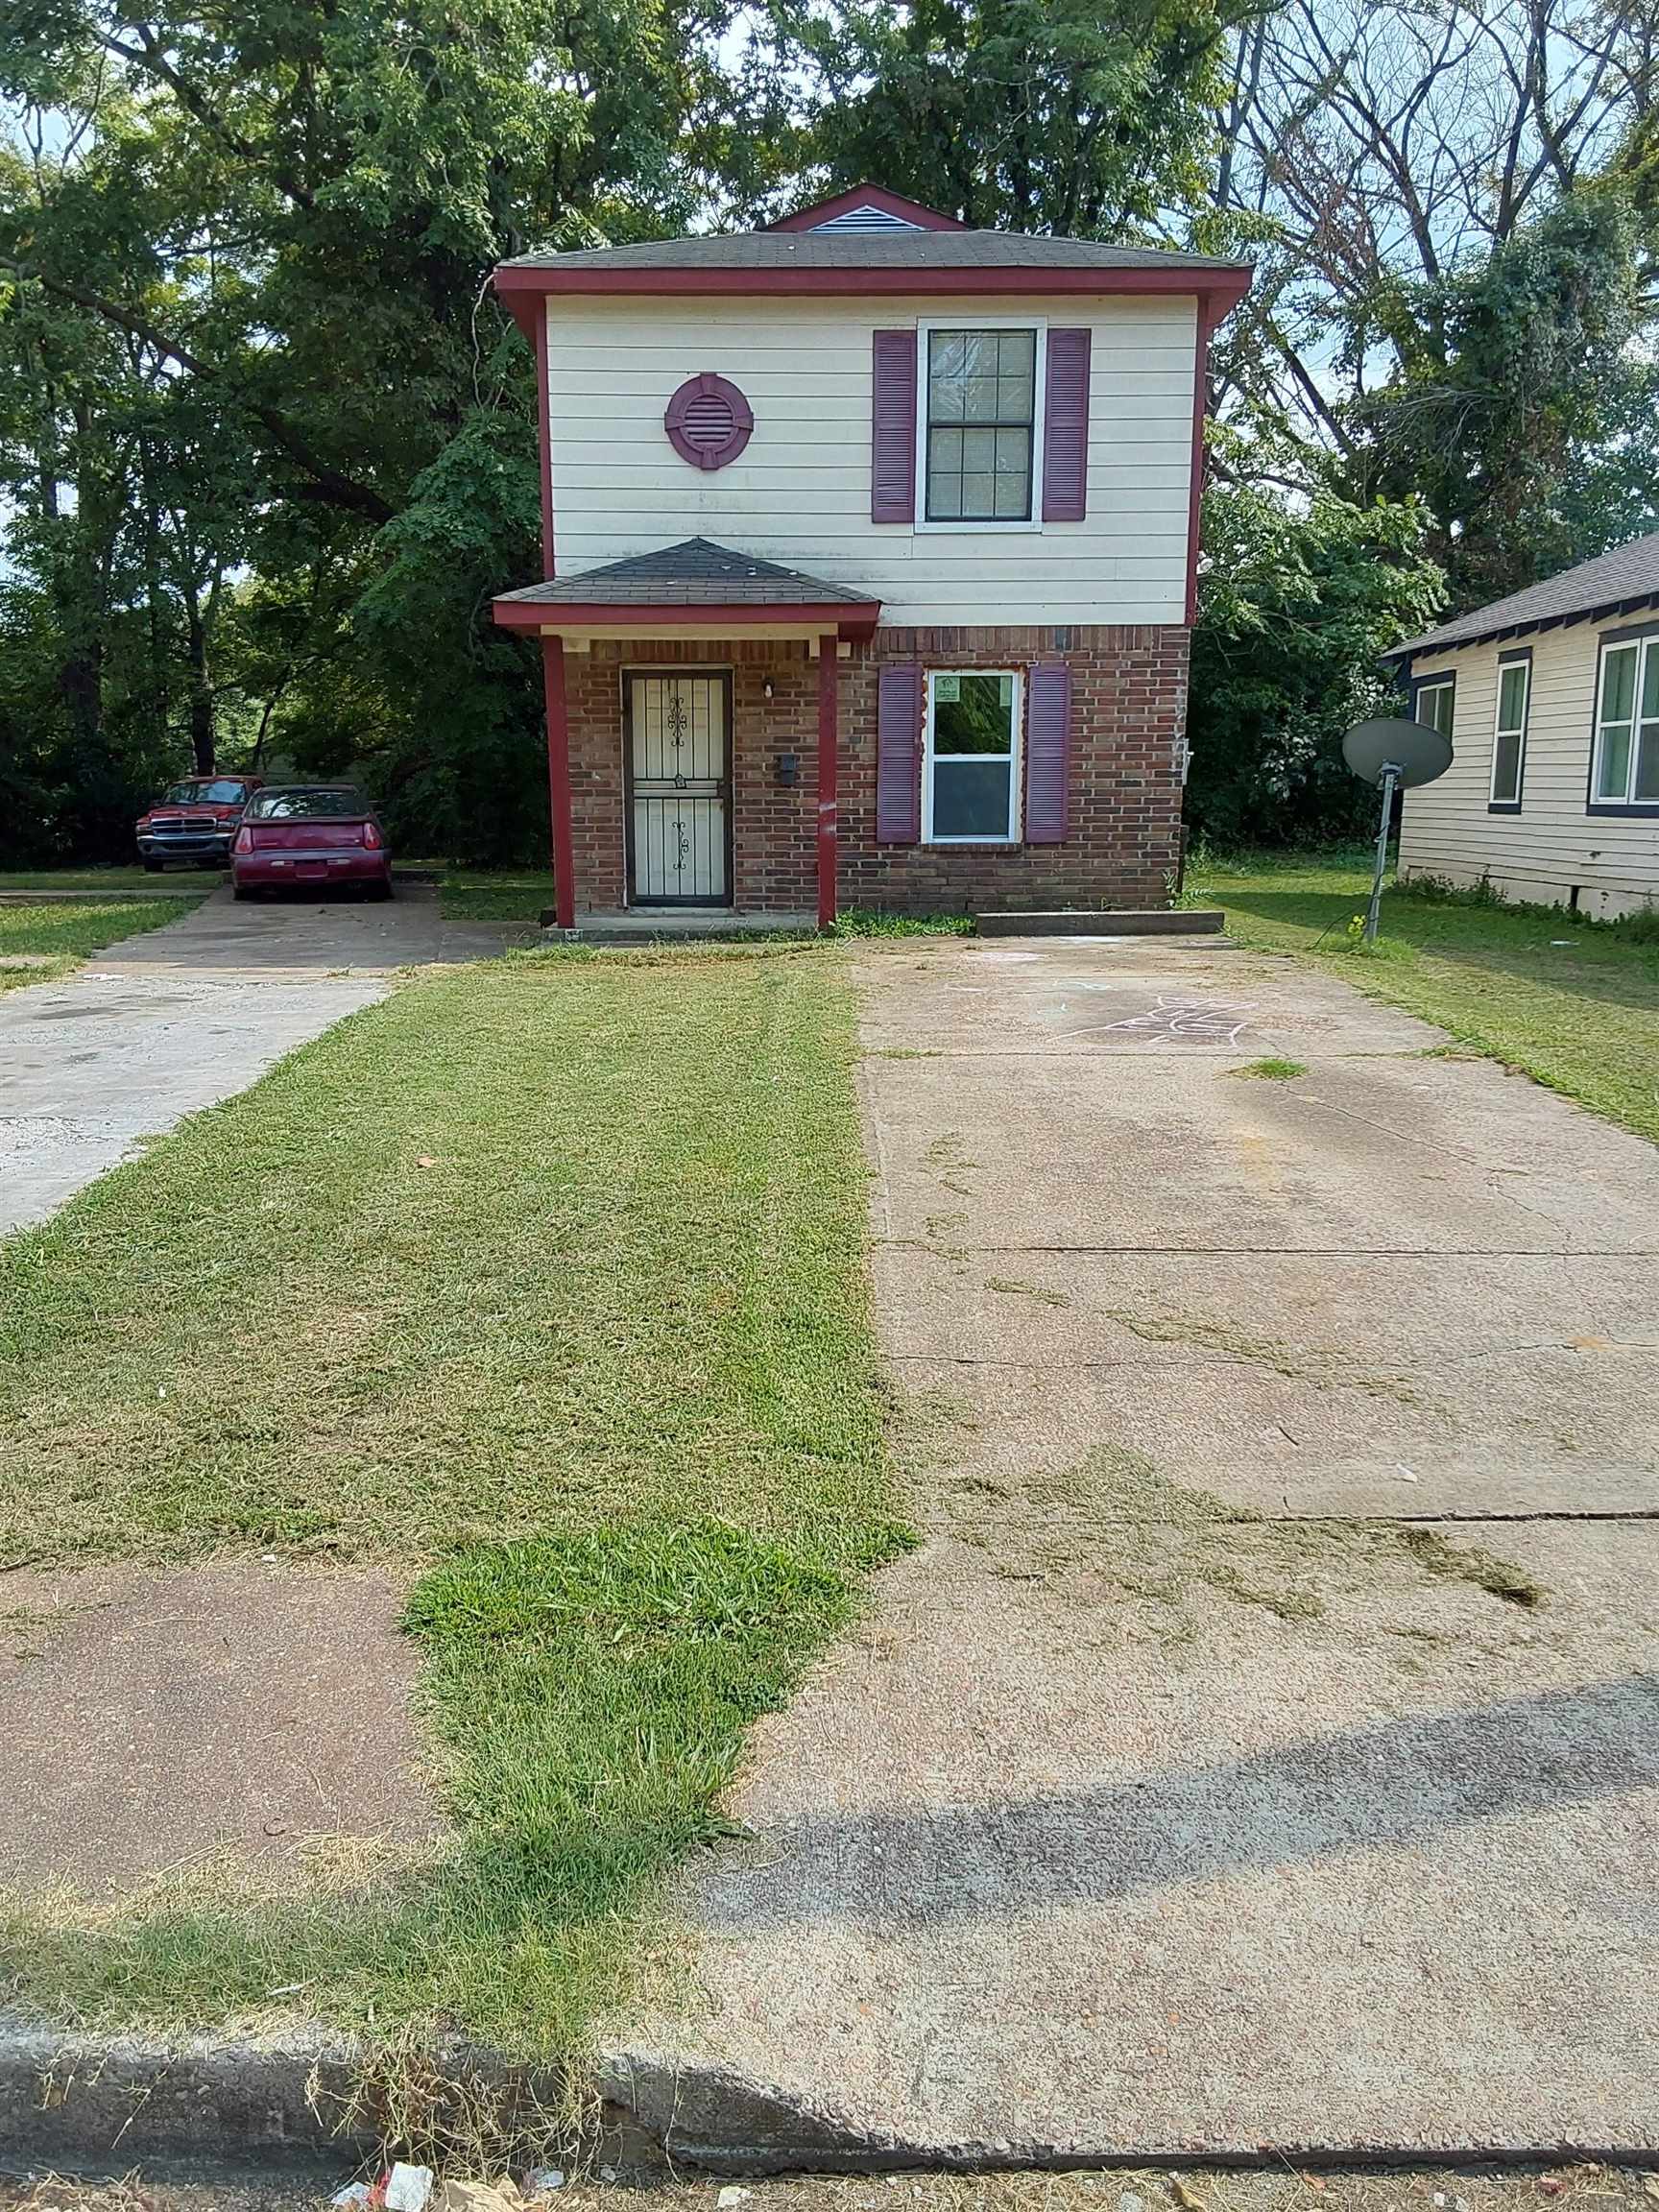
[544,908,820,944]
[975,906,1225,937]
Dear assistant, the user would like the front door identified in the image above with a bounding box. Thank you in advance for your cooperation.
[626,672,731,906]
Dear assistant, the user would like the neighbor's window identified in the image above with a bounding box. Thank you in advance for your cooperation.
[924,671,1022,842]
[1415,676,1455,742]
[1593,635,1659,806]
[1489,658,1530,807]
[925,329,1038,523]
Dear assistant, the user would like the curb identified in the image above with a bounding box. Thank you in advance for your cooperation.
[6,2023,1655,2180]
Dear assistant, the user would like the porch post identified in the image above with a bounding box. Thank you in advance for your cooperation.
[816,634,839,929]
[541,633,576,929]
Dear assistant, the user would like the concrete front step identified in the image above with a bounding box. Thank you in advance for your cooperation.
[542,909,819,943]
[974,907,1224,936]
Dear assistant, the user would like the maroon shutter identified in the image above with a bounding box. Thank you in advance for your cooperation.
[871,329,918,523]
[876,663,923,842]
[1024,662,1072,843]
[1042,329,1091,522]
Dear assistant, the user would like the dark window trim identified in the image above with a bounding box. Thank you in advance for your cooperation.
[1488,645,1531,813]
[1410,669,1455,736]
[1585,629,1659,817]
[923,326,1038,525]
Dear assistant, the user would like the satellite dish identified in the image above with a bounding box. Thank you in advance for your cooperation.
[1340,715,1453,944]
[1342,715,1453,790]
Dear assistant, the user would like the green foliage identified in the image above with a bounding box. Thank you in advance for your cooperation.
[1358,191,1659,603]
[764,0,1237,235]
[1187,469,1444,847]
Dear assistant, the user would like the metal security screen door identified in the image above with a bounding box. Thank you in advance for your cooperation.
[626,673,732,905]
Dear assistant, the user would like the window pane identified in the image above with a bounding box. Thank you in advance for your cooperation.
[1600,646,1638,726]
[1636,724,1659,803]
[962,428,998,473]
[1418,683,1453,738]
[994,469,1030,517]
[959,472,995,516]
[1497,664,1527,732]
[934,672,1016,754]
[932,758,1013,837]
[1598,724,1633,799]
[1492,731,1522,803]
[1643,646,1659,720]
[997,330,1037,379]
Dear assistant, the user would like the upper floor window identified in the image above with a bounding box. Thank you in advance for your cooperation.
[1489,656,1530,808]
[924,670,1022,842]
[924,328,1038,524]
[1414,674,1455,741]
[1593,633,1659,807]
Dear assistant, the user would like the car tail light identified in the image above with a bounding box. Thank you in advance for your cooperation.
[361,821,381,849]
[232,825,253,854]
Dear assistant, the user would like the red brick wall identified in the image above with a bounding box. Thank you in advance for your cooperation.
[561,624,1188,917]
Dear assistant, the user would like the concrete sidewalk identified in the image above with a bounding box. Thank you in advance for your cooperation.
[612,934,1659,2166]
[0,885,504,1235]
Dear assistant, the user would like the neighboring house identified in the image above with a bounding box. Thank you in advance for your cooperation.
[490,184,1250,926]
[1385,533,1659,921]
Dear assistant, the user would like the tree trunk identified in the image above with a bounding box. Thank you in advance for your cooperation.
[184,584,215,774]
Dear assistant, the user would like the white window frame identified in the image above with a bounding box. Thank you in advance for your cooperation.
[914,318,1046,535]
[1591,631,1659,811]
[923,669,1023,845]
[1488,654,1530,809]
[1414,673,1455,742]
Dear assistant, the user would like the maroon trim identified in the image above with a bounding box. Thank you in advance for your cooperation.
[541,637,576,928]
[876,663,923,843]
[663,372,755,469]
[533,310,554,578]
[1184,302,1214,627]
[1024,661,1072,842]
[817,644,839,927]
[496,262,1252,307]
[767,184,965,232]
[871,328,918,524]
[1041,328,1091,523]
[493,595,882,640]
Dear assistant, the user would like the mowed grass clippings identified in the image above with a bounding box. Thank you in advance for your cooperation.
[1193,852,1659,1145]
[0,897,202,990]
[0,946,909,2056]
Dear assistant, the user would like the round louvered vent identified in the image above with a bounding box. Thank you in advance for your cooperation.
[664,373,754,469]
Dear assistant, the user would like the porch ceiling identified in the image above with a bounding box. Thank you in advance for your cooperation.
[491,536,882,642]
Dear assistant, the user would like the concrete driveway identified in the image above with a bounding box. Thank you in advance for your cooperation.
[0,885,504,1235]
[613,933,1659,2166]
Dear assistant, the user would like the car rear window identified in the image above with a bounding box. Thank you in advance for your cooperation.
[249,788,367,821]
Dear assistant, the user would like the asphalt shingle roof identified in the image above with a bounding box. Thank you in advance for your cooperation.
[500,230,1246,277]
[493,538,878,609]
[1388,532,1659,661]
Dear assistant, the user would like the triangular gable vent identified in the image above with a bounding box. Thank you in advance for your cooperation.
[812,203,925,232]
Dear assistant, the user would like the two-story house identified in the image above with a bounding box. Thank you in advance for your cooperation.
[490,184,1252,927]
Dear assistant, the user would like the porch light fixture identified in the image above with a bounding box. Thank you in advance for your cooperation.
[663,373,755,470]
[762,676,775,700]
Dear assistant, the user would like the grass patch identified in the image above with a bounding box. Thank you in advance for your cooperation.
[0,898,203,990]
[1188,852,1659,1146]
[0,945,908,2058]
[1,1522,884,2068]
[830,910,975,938]
[437,870,556,926]
[1230,1056,1308,1081]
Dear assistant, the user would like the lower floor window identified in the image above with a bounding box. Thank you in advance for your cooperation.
[1594,634,1659,805]
[924,670,1022,842]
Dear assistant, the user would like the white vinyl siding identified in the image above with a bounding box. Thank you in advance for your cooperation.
[541,291,1197,627]
[1398,619,1659,921]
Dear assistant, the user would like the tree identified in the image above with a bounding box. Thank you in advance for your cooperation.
[1187,465,1445,846]
[756,0,1239,234]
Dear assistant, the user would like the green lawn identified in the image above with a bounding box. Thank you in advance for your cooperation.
[0,896,204,990]
[0,943,904,2058]
[1191,849,1659,1146]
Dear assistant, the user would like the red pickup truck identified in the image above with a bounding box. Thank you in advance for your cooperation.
[135,776,264,871]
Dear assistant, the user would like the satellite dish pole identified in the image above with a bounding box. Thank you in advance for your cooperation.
[1363,761,1403,946]
[1340,712,1455,946]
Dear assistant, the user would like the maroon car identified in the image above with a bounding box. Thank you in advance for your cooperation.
[230,784,393,900]
[136,775,264,871]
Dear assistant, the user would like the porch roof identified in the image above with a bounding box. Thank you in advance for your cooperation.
[492,537,882,640]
